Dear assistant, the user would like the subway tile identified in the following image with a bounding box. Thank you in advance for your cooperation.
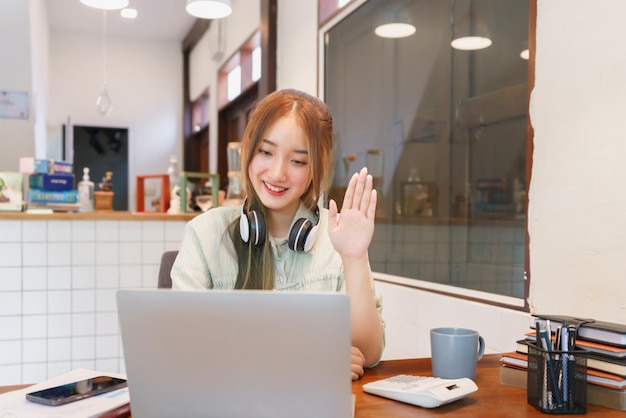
[71,221,96,242]
[72,336,95,360]
[0,243,21,267]
[164,221,186,244]
[141,221,164,242]
[23,267,46,290]
[48,221,72,242]
[0,365,20,385]
[48,314,72,338]
[0,291,22,315]
[96,289,117,312]
[97,312,119,335]
[72,289,96,313]
[72,312,96,336]
[23,315,47,339]
[47,361,72,379]
[47,290,71,314]
[48,242,72,266]
[96,221,119,241]
[142,242,164,265]
[142,264,159,288]
[0,316,21,340]
[22,363,47,384]
[23,243,47,267]
[22,221,47,242]
[72,359,95,370]
[72,242,96,265]
[0,340,21,365]
[119,265,142,288]
[0,220,21,242]
[48,338,71,361]
[0,267,20,291]
[23,291,47,315]
[96,265,119,288]
[119,242,141,265]
[96,242,119,266]
[119,221,141,241]
[96,358,120,374]
[96,335,119,358]
[23,339,47,362]
[72,265,96,289]
[47,266,72,290]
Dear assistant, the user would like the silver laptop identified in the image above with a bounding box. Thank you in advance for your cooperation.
[116,289,352,418]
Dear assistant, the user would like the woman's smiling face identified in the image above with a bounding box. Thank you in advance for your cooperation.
[248,113,311,216]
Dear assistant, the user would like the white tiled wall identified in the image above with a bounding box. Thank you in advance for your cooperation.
[0,219,186,385]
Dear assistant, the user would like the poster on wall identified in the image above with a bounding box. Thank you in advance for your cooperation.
[0,90,29,119]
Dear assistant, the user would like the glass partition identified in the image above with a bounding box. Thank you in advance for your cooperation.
[322,0,529,305]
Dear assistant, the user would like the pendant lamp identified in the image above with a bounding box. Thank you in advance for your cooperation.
[374,5,416,39]
[451,4,492,51]
[96,10,113,116]
[186,0,232,19]
[80,0,129,10]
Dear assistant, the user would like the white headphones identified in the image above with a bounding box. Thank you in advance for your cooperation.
[239,200,320,253]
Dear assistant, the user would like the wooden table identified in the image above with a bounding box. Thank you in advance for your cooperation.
[354,354,622,417]
[3,355,622,417]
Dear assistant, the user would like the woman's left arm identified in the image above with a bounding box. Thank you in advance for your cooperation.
[328,167,384,368]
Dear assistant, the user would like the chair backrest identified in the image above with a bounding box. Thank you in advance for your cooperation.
[158,250,178,289]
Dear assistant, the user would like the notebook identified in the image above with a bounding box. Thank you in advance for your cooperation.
[116,289,353,418]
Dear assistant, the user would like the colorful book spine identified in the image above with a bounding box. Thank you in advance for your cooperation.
[29,173,75,191]
[28,189,78,203]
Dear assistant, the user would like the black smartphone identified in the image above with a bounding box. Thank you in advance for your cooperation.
[25,376,127,406]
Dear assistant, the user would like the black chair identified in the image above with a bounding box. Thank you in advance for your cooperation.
[158,250,179,289]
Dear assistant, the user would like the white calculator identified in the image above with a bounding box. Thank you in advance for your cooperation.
[362,374,478,408]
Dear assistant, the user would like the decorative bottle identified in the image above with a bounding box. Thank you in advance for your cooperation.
[77,167,95,212]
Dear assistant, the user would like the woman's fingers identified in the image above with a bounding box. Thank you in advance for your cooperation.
[342,167,371,212]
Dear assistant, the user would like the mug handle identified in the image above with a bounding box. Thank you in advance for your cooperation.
[477,336,485,361]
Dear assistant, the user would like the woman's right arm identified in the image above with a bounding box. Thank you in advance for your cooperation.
[171,221,213,290]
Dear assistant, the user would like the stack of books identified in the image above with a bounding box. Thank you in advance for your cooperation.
[25,159,80,212]
[500,314,626,411]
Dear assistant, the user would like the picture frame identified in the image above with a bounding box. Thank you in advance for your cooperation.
[136,175,170,213]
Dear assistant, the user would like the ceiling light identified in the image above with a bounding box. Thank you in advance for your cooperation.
[520,48,529,60]
[374,5,416,39]
[451,5,492,51]
[80,0,129,10]
[186,0,232,19]
[120,8,137,19]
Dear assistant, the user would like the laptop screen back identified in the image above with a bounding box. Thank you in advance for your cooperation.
[116,289,352,418]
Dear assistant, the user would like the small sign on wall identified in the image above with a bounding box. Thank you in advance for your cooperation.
[0,90,29,119]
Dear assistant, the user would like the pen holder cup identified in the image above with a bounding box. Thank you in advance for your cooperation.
[527,343,587,414]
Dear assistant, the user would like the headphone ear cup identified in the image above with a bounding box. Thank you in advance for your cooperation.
[239,212,250,243]
[288,218,313,252]
[249,210,266,246]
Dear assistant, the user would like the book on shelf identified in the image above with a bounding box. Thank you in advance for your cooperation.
[19,157,73,175]
[532,314,626,347]
[525,332,626,359]
[28,189,78,204]
[517,339,626,377]
[26,202,81,212]
[499,364,626,411]
[500,350,626,390]
[29,173,75,191]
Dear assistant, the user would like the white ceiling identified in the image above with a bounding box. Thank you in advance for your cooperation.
[47,0,198,42]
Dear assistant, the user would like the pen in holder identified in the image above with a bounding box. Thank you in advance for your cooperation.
[526,341,587,414]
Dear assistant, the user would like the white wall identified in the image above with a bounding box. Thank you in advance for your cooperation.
[528,0,626,322]
[47,31,183,211]
[0,0,35,171]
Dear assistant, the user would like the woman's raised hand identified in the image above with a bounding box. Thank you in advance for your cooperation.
[328,167,377,260]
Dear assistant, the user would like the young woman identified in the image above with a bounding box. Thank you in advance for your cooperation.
[171,89,384,379]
